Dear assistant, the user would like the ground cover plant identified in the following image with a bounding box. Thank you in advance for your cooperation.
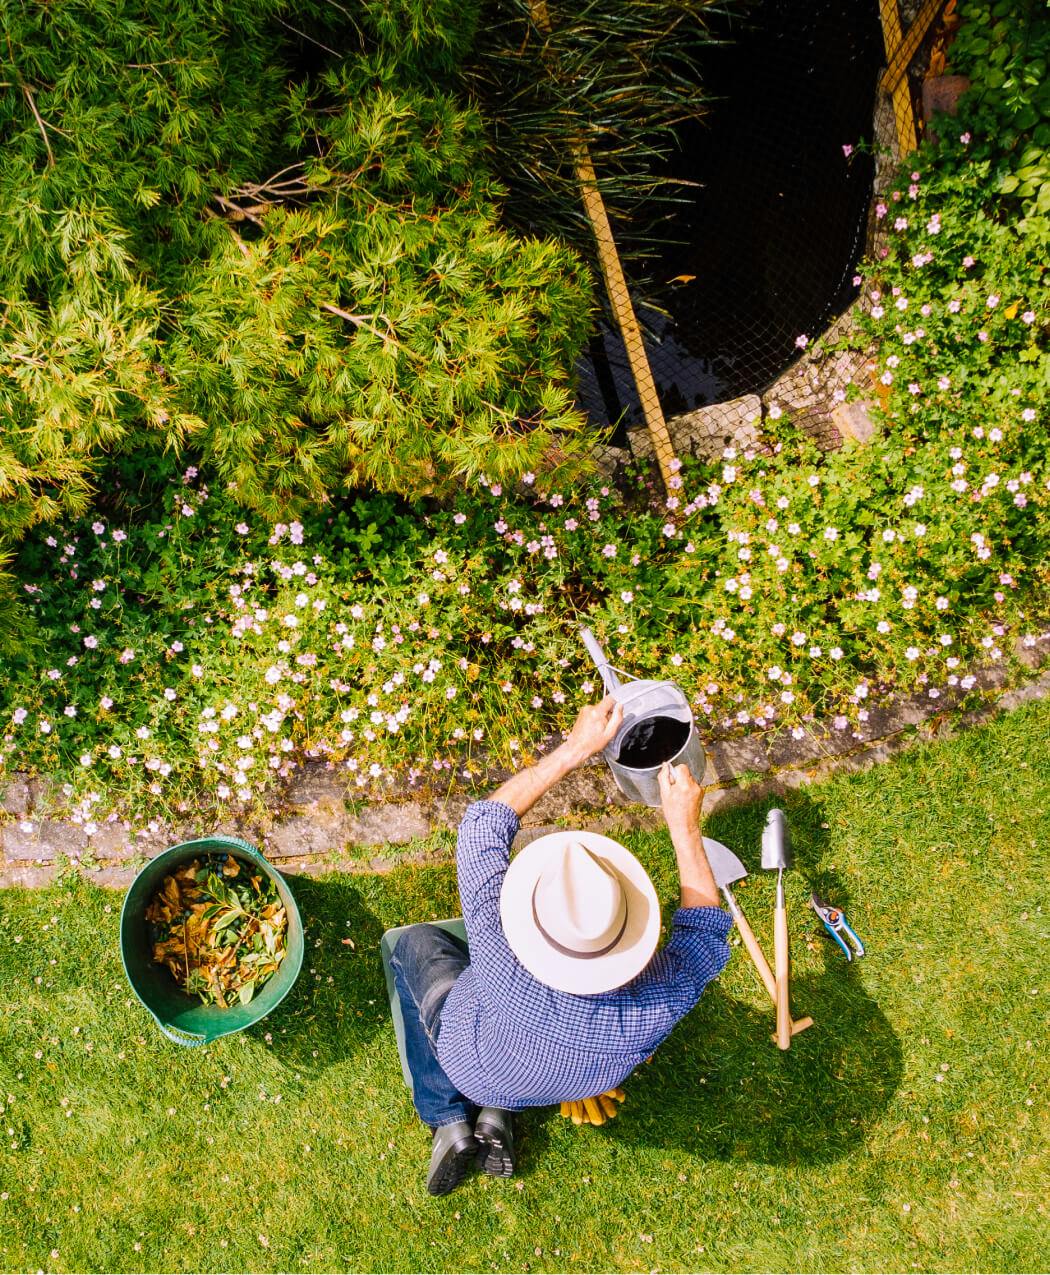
[0,701,1046,1273]
[1,331,1045,826]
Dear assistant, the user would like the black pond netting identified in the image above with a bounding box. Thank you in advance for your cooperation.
[576,0,885,439]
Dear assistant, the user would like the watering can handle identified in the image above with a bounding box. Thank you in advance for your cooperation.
[580,626,621,693]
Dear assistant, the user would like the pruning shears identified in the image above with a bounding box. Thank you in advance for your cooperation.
[810,893,866,961]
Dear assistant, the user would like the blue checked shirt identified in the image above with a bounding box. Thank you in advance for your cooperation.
[436,800,733,1109]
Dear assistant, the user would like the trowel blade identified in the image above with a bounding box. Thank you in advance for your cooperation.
[703,837,747,890]
[760,807,791,870]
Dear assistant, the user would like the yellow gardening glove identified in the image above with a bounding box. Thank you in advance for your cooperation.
[558,1088,626,1125]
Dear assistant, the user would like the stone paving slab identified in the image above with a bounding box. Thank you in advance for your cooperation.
[3,819,89,862]
[0,864,58,889]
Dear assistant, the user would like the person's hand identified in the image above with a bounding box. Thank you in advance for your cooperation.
[658,761,704,837]
[562,695,623,766]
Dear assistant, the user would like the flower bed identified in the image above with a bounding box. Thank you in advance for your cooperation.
[1,2,1046,827]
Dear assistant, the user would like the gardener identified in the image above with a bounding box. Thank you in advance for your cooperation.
[389,696,732,1195]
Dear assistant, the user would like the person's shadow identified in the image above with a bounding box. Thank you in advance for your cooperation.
[522,788,902,1166]
[243,873,391,1071]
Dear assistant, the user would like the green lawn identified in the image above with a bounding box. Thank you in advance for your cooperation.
[1,704,1047,1274]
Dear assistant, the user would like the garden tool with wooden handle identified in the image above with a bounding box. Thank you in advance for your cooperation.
[761,809,795,1050]
[704,837,813,1038]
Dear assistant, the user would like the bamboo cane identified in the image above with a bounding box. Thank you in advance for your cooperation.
[878,0,920,155]
[527,0,676,494]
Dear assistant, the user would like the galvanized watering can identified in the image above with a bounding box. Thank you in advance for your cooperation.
[580,628,706,807]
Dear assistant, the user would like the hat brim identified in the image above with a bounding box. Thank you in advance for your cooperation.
[500,830,661,995]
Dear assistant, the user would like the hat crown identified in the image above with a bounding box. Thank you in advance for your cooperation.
[533,843,627,954]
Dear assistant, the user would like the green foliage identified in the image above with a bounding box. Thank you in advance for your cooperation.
[169,70,595,508]
[3,0,1046,826]
[356,0,483,73]
[0,0,597,614]
[3,309,1045,820]
[457,0,731,261]
[948,0,1050,232]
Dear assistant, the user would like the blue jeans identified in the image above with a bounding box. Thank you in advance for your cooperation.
[390,924,480,1129]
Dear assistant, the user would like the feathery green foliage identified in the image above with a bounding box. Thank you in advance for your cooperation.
[458,0,733,263]
[0,0,597,594]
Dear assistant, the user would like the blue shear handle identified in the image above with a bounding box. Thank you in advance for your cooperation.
[822,920,854,961]
[840,918,865,958]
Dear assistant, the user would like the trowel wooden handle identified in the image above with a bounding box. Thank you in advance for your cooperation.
[724,890,814,1036]
[730,906,777,1003]
[774,898,791,1050]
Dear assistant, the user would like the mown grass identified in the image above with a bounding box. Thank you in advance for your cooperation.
[1,703,1047,1274]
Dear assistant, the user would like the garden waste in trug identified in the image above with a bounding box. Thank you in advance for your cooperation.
[145,854,288,1007]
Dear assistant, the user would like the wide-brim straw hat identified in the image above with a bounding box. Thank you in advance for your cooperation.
[500,829,661,995]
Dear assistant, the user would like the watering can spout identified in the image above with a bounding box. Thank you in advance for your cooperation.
[580,626,621,693]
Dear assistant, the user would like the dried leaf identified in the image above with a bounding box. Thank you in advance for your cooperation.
[147,853,288,1008]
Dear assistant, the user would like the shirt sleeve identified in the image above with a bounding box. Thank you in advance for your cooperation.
[456,799,522,994]
[625,905,733,1045]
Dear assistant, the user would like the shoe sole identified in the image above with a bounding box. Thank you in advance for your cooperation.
[427,1138,479,1196]
[475,1123,516,1178]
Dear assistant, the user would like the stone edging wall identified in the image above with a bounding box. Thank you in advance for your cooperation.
[3,636,1047,891]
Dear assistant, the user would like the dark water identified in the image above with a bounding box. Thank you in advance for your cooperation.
[616,716,690,770]
[576,0,883,429]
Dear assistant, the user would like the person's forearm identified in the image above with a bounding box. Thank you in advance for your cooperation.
[488,740,583,818]
[669,822,721,910]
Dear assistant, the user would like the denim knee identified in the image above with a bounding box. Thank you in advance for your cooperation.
[393,922,447,968]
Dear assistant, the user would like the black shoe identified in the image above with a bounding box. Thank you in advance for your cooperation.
[475,1107,516,1177]
[426,1121,479,1196]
